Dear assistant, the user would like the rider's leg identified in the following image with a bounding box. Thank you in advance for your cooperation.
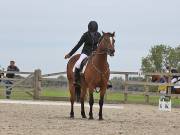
[5,80,13,99]
[73,54,88,86]
[107,81,112,89]
[74,68,80,86]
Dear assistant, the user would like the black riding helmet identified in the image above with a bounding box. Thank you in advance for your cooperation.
[88,21,98,32]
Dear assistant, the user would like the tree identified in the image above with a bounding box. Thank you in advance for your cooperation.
[141,45,180,72]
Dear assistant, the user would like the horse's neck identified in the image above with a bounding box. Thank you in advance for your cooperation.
[92,49,108,70]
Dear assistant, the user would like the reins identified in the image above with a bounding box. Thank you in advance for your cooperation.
[90,37,110,77]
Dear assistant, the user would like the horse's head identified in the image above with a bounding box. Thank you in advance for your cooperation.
[151,75,160,82]
[152,75,167,83]
[98,31,115,56]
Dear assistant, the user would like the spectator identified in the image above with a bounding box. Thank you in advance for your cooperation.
[0,65,4,82]
[5,61,20,99]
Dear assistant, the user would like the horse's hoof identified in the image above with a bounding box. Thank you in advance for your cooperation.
[81,112,87,118]
[82,115,87,119]
[70,113,74,119]
[70,116,74,119]
[99,117,104,121]
[89,116,94,120]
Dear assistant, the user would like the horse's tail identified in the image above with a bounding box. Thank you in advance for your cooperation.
[66,54,81,102]
[75,85,81,102]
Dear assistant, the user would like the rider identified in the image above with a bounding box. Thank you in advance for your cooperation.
[171,68,180,90]
[64,21,101,86]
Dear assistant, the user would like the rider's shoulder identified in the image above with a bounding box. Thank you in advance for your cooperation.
[83,31,89,35]
[81,32,89,38]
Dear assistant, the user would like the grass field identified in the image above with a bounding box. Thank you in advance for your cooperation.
[0,86,179,107]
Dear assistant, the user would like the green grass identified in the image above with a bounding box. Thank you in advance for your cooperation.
[0,87,33,100]
[0,87,179,107]
[41,87,69,97]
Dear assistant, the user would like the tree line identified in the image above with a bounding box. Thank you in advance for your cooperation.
[141,45,180,72]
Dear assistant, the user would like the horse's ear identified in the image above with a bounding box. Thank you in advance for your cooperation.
[112,32,115,37]
[102,31,105,35]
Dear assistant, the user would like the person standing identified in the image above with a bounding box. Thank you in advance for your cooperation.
[0,65,4,82]
[5,61,20,99]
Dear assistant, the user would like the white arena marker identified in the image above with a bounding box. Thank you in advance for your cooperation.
[0,99,124,109]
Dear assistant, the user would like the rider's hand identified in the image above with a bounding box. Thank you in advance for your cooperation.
[64,54,70,59]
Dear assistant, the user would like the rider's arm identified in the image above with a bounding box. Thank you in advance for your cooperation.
[15,66,20,72]
[68,33,86,56]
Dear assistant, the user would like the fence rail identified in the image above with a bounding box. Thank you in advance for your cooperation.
[0,71,34,74]
[0,70,180,103]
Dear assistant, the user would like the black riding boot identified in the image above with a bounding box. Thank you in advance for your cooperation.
[107,81,112,89]
[74,68,80,86]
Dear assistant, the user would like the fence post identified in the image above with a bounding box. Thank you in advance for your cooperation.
[124,74,128,102]
[33,69,41,100]
[167,73,171,97]
[144,76,149,104]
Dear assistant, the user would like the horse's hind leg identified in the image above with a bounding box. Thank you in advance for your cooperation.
[80,84,87,118]
[69,82,75,118]
[89,91,94,119]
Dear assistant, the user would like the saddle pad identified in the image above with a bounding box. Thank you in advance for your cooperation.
[73,58,88,73]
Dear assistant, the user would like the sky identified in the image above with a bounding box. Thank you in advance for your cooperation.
[0,0,180,74]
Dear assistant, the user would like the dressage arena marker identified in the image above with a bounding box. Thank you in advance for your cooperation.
[0,99,124,109]
[159,96,171,111]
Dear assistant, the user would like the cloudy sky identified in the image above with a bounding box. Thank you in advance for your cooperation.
[0,0,180,74]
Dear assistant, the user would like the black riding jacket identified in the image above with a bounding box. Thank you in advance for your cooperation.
[69,31,101,56]
[6,65,20,78]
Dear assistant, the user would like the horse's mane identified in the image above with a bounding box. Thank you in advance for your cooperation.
[98,32,114,44]
[98,36,103,44]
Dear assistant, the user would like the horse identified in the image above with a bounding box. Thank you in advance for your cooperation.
[151,74,180,94]
[66,32,115,120]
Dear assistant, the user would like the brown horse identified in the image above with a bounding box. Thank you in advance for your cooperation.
[151,75,180,94]
[66,32,115,120]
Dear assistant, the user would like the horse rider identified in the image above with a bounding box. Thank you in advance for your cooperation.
[171,68,180,90]
[64,21,101,86]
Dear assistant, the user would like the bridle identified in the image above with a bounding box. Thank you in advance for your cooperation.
[90,34,114,76]
[93,34,115,55]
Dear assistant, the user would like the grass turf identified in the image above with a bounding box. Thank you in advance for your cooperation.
[0,87,179,106]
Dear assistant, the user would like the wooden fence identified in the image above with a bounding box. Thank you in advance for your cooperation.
[0,69,41,99]
[0,70,180,103]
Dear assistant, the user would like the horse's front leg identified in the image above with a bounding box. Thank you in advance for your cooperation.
[89,91,94,119]
[99,87,106,120]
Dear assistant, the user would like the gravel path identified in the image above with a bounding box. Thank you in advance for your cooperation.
[0,100,180,135]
